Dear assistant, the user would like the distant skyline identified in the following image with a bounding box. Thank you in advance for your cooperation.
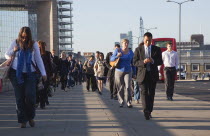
[73,0,210,55]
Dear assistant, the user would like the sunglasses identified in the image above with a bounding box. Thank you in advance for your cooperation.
[21,36,28,39]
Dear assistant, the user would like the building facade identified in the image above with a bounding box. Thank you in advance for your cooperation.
[179,50,210,79]
[177,34,210,79]
[0,0,73,62]
[120,31,133,50]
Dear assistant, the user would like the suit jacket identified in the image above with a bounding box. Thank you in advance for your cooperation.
[51,55,59,65]
[133,44,163,83]
[105,52,115,78]
[78,64,83,73]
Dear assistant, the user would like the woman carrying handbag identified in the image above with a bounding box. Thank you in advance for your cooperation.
[5,27,47,128]
[110,39,134,108]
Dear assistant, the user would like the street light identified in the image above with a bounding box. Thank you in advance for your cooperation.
[143,27,157,32]
[167,0,194,80]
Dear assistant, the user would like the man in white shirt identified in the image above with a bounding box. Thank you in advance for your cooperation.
[162,42,179,101]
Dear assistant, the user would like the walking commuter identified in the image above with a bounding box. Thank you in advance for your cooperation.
[111,39,134,108]
[105,44,120,99]
[132,66,140,104]
[83,55,97,91]
[94,52,107,95]
[58,52,69,92]
[95,51,100,88]
[78,61,83,85]
[67,54,76,73]
[67,54,76,87]
[72,63,79,85]
[37,41,53,108]
[162,42,179,101]
[51,49,59,87]
[95,51,100,61]
[5,26,47,128]
[133,32,163,120]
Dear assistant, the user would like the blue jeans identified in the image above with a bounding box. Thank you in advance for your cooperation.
[9,68,37,123]
[133,80,140,100]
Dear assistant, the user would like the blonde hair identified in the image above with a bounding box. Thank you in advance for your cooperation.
[121,39,129,44]
[60,51,66,58]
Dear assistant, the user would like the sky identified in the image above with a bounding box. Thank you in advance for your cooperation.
[72,0,210,55]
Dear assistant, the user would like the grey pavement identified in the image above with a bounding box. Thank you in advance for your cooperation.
[0,83,210,136]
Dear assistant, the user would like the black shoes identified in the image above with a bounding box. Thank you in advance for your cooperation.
[144,111,150,120]
[20,123,26,128]
[113,97,118,100]
[35,103,39,108]
[119,103,123,108]
[149,113,152,118]
[167,97,173,101]
[46,101,49,105]
[98,91,102,95]
[127,105,133,108]
[29,119,35,127]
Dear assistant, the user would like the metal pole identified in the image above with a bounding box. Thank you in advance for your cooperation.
[179,3,181,80]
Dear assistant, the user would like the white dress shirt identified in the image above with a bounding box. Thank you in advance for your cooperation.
[162,50,179,69]
[144,45,151,58]
[5,40,46,76]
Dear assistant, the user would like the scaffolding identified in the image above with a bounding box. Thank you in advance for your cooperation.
[57,0,73,54]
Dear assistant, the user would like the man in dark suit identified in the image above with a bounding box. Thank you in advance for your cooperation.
[133,32,163,120]
[51,50,59,65]
[78,61,83,85]
[51,49,59,88]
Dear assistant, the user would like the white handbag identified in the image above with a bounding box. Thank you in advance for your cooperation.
[0,59,13,79]
[0,50,17,79]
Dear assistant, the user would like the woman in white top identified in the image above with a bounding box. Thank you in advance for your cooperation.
[5,27,46,128]
[94,53,106,95]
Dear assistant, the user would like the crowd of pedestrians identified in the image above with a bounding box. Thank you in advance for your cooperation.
[5,26,179,128]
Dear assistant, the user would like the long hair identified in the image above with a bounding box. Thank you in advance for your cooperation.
[17,26,34,50]
[38,40,46,55]
[60,51,66,59]
[99,53,104,61]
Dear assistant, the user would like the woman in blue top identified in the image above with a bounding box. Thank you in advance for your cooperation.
[110,39,134,108]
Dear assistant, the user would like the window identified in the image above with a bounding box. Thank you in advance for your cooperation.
[191,63,200,71]
[204,63,210,71]
[181,63,187,72]
[154,41,171,48]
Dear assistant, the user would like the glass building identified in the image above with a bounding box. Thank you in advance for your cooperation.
[58,0,74,53]
[0,0,29,62]
[0,0,73,62]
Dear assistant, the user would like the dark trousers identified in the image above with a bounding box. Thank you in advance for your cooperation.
[52,72,58,87]
[9,68,36,123]
[73,73,78,85]
[109,75,118,98]
[139,71,156,113]
[60,75,67,90]
[36,80,49,108]
[86,73,97,91]
[164,67,176,97]
[78,72,83,84]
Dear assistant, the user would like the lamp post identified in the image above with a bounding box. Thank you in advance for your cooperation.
[167,0,194,80]
[143,27,157,32]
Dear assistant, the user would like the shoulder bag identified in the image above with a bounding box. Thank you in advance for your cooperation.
[0,52,17,79]
[109,49,121,68]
